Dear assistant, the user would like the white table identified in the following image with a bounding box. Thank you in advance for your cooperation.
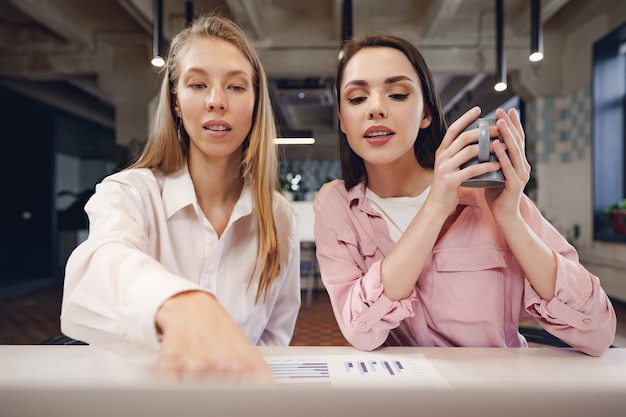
[1,345,625,417]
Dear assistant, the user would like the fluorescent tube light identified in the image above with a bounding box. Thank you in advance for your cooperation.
[274,137,316,145]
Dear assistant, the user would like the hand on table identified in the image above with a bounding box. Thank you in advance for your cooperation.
[155,290,272,382]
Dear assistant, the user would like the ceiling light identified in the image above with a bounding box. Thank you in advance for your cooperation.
[530,0,544,62]
[274,137,316,145]
[494,81,508,92]
[185,0,194,27]
[151,56,165,67]
[152,0,163,68]
[494,0,507,91]
[342,0,353,43]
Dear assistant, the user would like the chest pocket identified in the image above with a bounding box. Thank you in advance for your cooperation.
[426,246,506,327]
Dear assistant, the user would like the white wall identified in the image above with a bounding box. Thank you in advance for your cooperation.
[520,2,626,302]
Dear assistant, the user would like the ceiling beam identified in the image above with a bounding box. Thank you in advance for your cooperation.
[0,78,115,128]
[6,0,90,44]
[117,0,152,34]
[333,0,344,43]
[225,0,264,39]
[510,0,571,35]
[419,0,464,39]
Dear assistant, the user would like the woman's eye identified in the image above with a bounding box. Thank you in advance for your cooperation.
[229,84,246,92]
[189,83,205,89]
[390,93,409,101]
[347,96,366,105]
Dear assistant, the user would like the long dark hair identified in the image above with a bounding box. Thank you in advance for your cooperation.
[335,34,448,189]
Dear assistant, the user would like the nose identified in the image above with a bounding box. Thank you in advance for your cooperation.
[206,88,228,112]
[367,94,386,120]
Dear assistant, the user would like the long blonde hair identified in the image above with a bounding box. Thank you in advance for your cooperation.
[132,14,281,302]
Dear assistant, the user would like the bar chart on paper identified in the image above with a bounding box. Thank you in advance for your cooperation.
[265,353,451,387]
[344,359,404,376]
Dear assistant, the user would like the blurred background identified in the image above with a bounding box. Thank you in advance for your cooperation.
[0,0,625,311]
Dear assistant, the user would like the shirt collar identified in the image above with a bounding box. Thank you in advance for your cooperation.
[346,179,482,214]
[230,182,254,221]
[162,162,196,219]
[162,161,254,220]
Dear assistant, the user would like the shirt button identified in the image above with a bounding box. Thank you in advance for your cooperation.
[358,322,366,330]
[583,318,592,325]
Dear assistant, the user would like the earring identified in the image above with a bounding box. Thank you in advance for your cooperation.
[176,115,182,143]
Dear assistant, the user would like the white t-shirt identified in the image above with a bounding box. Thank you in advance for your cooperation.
[365,186,431,243]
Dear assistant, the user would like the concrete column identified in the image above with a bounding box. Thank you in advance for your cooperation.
[97,43,160,148]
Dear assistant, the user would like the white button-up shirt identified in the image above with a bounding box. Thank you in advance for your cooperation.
[61,163,301,355]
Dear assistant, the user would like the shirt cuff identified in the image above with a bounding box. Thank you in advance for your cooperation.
[123,273,207,351]
[524,250,595,329]
[352,260,417,332]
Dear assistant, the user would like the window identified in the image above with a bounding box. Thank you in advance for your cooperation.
[593,22,626,243]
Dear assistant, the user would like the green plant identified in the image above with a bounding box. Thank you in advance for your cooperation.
[603,198,626,235]
[603,198,626,216]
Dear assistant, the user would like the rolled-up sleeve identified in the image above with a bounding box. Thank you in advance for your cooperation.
[521,199,617,356]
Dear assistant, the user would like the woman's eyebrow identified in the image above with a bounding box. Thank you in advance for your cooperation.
[343,79,368,89]
[344,75,414,89]
[182,67,251,79]
[385,75,414,84]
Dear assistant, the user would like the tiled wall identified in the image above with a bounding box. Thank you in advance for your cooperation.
[527,85,595,245]
[532,86,592,165]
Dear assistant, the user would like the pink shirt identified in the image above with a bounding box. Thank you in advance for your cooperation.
[314,180,616,356]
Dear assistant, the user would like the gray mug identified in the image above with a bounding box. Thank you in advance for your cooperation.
[460,118,505,188]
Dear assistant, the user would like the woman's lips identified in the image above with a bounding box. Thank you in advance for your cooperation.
[203,120,232,138]
[363,127,394,145]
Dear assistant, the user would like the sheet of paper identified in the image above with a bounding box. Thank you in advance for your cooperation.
[265,352,451,388]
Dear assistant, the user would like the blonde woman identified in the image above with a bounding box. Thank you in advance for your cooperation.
[61,14,300,379]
